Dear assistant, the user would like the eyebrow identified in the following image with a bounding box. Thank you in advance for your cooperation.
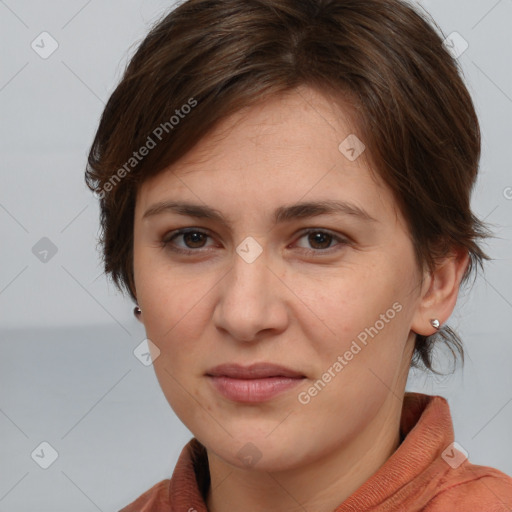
[142,199,377,225]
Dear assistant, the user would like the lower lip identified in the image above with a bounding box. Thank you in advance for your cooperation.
[207,375,305,402]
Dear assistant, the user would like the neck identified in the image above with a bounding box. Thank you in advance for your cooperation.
[205,391,403,512]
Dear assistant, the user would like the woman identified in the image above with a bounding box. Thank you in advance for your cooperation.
[85,0,512,510]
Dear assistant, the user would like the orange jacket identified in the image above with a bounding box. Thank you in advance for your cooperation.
[119,393,512,511]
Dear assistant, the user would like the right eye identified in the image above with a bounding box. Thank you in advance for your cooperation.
[161,228,216,254]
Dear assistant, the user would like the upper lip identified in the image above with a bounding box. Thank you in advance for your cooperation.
[206,363,305,379]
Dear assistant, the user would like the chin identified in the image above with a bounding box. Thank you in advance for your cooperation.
[200,429,312,473]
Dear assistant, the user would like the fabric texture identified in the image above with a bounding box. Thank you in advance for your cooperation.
[119,392,512,511]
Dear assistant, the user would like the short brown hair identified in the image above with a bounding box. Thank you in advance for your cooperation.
[85,0,490,372]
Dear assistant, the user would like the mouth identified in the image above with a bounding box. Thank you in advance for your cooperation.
[205,363,306,403]
[206,362,306,379]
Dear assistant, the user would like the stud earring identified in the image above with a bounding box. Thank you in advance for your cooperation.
[134,305,142,317]
[430,318,440,330]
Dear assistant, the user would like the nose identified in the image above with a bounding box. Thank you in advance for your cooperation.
[212,243,289,343]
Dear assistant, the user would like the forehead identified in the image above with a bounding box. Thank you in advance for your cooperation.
[134,86,396,224]
[176,86,363,166]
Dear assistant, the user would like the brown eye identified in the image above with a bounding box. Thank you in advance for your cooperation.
[181,231,208,248]
[161,229,214,253]
[295,229,347,253]
[307,231,333,250]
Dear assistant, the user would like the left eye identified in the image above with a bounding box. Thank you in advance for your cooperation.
[294,230,344,251]
[161,228,347,254]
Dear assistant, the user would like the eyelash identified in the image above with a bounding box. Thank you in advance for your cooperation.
[160,228,350,256]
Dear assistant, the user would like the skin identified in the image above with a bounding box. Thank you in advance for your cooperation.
[132,85,469,512]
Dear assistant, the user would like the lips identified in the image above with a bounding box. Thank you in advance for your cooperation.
[205,363,306,402]
[205,362,305,379]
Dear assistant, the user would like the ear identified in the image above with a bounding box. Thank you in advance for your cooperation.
[411,248,470,336]
[133,287,144,323]
[134,303,144,323]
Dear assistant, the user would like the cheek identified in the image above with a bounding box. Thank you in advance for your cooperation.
[290,263,405,352]
[292,267,416,415]
[137,258,214,336]
[135,265,215,402]
[148,326,208,425]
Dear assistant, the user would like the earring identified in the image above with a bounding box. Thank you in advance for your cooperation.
[133,305,142,317]
[430,318,440,330]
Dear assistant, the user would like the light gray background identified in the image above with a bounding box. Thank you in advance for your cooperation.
[0,0,511,511]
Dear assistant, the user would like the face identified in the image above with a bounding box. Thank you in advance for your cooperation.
[133,85,422,472]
